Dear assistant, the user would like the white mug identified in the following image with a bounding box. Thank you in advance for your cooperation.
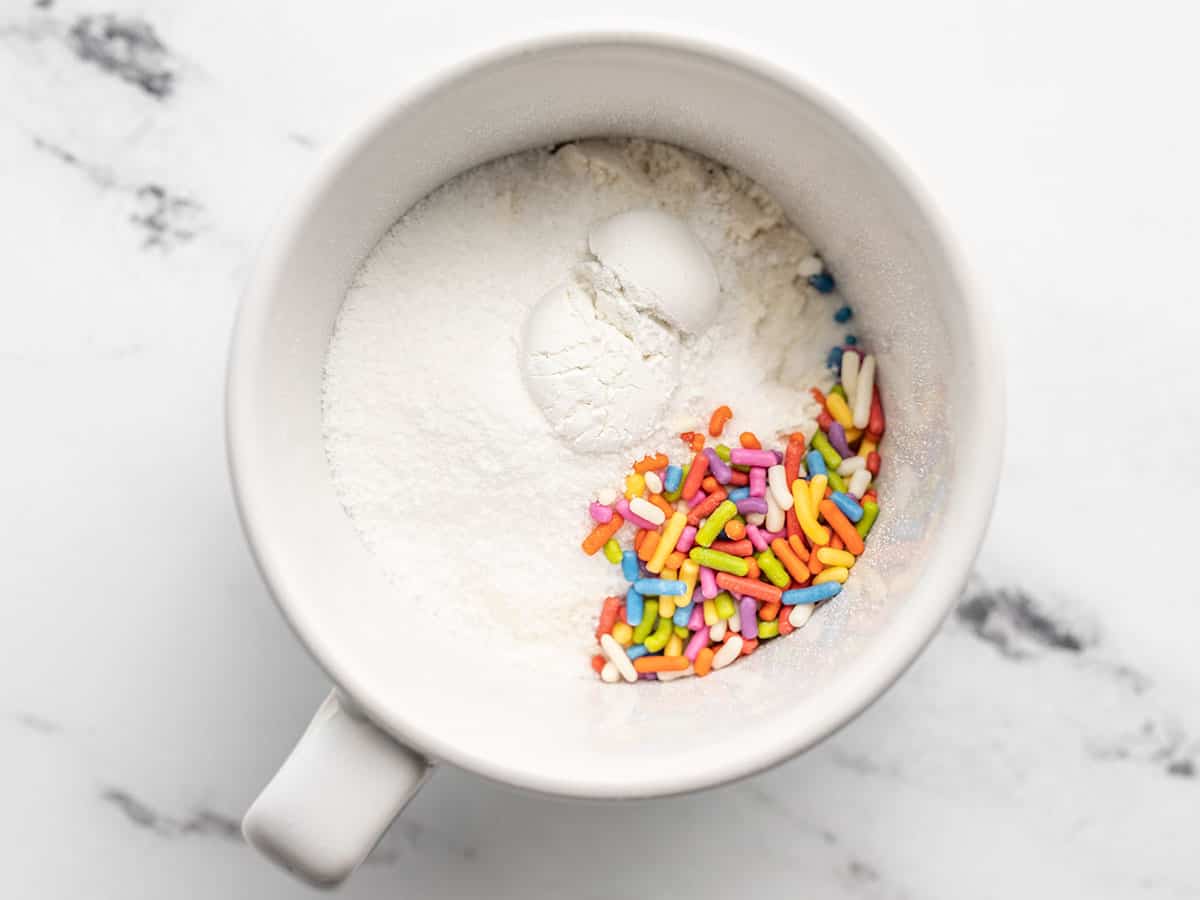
[228,32,1004,886]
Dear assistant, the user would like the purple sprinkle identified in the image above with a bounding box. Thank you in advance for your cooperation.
[828,422,853,458]
[745,524,770,552]
[676,525,698,553]
[729,448,776,468]
[687,603,705,630]
[639,672,658,680]
[740,597,758,639]
[749,467,767,498]
[735,497,768,516]
[763,528,785,543]
[685,627,709,661]
[686,489,709,510]
[699,566,719,599]
[615,497,658,531]
[703,447,733,484]
[589,501,614,524]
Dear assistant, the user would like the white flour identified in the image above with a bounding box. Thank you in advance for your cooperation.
[322,139,845,641]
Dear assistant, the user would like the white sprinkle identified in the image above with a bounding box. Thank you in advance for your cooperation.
[765,489,785,532]
[710,619,727,641]
[852,354,875,429]
[767,464,794,510]
[629,496,666,525]
[745,512,766,526]
[848,468,872,499]
[728,606,741,633]
[600,634,637,682]
[658,664,694,681]
[837,456,866,476]
[712,636,743,669]
[596,487,618,506]
[644,471,664,494]
[797,255,823,277]
[600,661,620,683]
[841,350,860,404]
[788,604,814,629]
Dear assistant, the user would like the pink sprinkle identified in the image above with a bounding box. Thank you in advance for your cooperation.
[676,525,698,553]
[639,672,658,680]
[745,524,770,552]
[687,603,705,630]
[686,489,709,509]
[749,467,766,498]
[589,502,613,524]
[615,497,659,531]
[699,566,719,599]
[685,627,710,661]
[763,528,785,543]
[729,448,776,468]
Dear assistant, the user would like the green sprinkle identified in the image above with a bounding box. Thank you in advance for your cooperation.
[643,615,673,652]
[695,500,738,547]
[812,431,842,469]
[632,599,658,644]
[688,547,750,576]
[673,624,690,640]
[758,620,780,639]
[714,591,736,620]
[665,464,687,502]
[756,549,791,588]
[603,539,623,564]
[714,444,731,462]
[856,499,879,538]
[826,468,848,493]
[831,384,847,400]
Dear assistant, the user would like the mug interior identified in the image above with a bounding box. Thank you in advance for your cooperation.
[228,36,1000,797]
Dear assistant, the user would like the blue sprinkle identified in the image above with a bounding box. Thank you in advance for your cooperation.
[664,464,683,493]
[833,305,853,323]
[727,486,751,501]
[782,582,842,605]
[826,346,844,370]
[808,272,836,294]
[626,644,649,660]
[625,585,644,626]
[844,334,858,346]
[634,578,686,596]
[830,491,864,523]
[621,550,639,583]
[806,449,827,477]
[672,601,695,627]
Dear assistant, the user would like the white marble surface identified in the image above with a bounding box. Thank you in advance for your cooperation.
[2,1,1198,896]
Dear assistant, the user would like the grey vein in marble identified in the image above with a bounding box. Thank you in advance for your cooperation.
[67,13,174,99]
[956,581,1091,658]
[101,788,241,841]
[14,712,62,734]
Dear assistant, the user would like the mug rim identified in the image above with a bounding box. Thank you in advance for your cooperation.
[227,29,1005,798]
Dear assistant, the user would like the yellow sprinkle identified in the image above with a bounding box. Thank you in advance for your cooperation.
[611,622,634,646]
[658,595,675,618]
[703,598,718,626]
[813,566,849,585]
[624,473,645,500]
[809,474,828,516]
[646,511,688,574]
[826,393,854,428]
[664,633,684,657]
[816,547,856,568]
[677,560,700,608]
[858,437,878,459]
[791,477,831,547]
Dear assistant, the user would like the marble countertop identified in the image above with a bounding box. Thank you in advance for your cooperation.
[3,1,1197,896]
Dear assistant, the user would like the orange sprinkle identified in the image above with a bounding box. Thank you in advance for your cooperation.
[738,431,761,449]
[787,533,811,562]
[582,514,624,556]
[830,533,845,551]
[715,573,781,603]
[819,499,865,554]
[772,538,810,583]
[808,545,825,575]
[701,476,720,494]
[633,654,689,673]
[633,453,669,473]
[810,387,826,406]
[708,404,733,437]
[594,596,620,638]
[759,601,781,622]
[648,493,675,518]
[665,551,686,570]
[691,433,705,451]
[637,530,661,563]
[741,638,759,656]
[728,469,749,486]
[743,557,760,579]
[686,487,728,525]
[591,654,606,674]
[724,519,746,541]
[634,529,648,552]
[694,647,715,677]
[778,612,795,636]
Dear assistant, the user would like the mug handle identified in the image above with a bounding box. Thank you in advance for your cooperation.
[242,691,432,885]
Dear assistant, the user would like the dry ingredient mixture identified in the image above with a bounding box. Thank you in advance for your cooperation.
[322,139,878,673]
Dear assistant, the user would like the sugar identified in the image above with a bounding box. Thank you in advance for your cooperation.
[321,138,844,643]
